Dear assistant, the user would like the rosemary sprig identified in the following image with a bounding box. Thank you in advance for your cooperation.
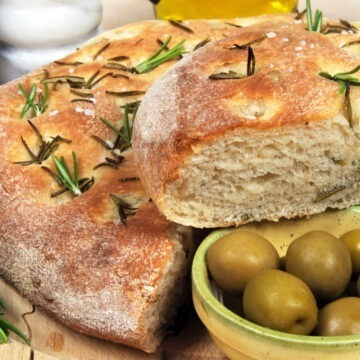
[320,65,360,127]
[319,65,360,94]
[306,0,323,32]
[18,83,49,119]
[93,154,124,170]
[100,101,140,151]
[134,36,186,74]
[52,151,82,196]
[0,299,30,345]
[110,194,138,225]
[209,45,256,80]
[14,120,71,166]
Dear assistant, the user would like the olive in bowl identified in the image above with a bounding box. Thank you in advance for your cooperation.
[192,223,360,360]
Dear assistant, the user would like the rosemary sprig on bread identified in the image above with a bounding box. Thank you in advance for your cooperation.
[18,83,49,119]
[134,36,186,74]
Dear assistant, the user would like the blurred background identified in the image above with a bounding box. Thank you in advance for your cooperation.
[0,0,359,84]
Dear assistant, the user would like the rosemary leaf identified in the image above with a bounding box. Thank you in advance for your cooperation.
[85,70,100,88]
[314,185,346,202]
[193,38,211,51]
[229,35,266,50]
[105,90,145,97]
[107,55,129,62]
[40,75,85,84]
[119,176,140,182]
[344,84,353,128]
[341,40,360,48]
[209,71,246,80]
[91,135,113,150]
[70,89,94,98]
[247,46,255,76]
[70,98,94,104]
[168,20,194,33]
[111,73,130,80]
[225,22,243,28]
[103,63,132,72]
[41,166,63,185]
[54,60,83,66]
[93,42,110,60]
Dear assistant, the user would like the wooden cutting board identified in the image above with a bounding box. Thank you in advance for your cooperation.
[0,278,227,359]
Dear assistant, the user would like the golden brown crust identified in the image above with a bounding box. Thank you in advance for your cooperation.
[0,17,291,352]
[133,19,360,215]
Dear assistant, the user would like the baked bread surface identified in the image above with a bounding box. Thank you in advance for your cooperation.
[133,18,360,228]
[0,18,274,352]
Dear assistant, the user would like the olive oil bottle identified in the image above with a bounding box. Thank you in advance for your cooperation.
[151,0,298,20]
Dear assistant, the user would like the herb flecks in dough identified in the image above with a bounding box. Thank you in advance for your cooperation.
[133,36,186,74]
[18,83,49,119]
[14,120,71,166]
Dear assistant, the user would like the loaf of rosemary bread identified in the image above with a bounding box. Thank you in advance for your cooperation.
[0,17,268,352]
[133,17,360,228]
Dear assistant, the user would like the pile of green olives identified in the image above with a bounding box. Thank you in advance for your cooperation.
[206,229,360,336]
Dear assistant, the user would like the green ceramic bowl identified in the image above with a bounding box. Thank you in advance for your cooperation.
[192,227,360,360]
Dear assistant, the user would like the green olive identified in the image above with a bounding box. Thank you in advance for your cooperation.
[206,231,280,295]
[315,297,360,336]
[285,230,352,302]
[243,269,318,335]
[340,229,360,275]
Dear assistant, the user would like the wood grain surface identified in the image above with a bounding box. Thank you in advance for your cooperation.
[0,278,227,360]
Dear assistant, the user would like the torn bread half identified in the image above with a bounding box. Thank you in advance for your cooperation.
[133,18,360,228]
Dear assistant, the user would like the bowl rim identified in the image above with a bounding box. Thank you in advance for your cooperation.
[192,228,360,349]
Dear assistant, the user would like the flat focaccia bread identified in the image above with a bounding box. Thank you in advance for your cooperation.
[0,16,291,352]
[133,17,360,229]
